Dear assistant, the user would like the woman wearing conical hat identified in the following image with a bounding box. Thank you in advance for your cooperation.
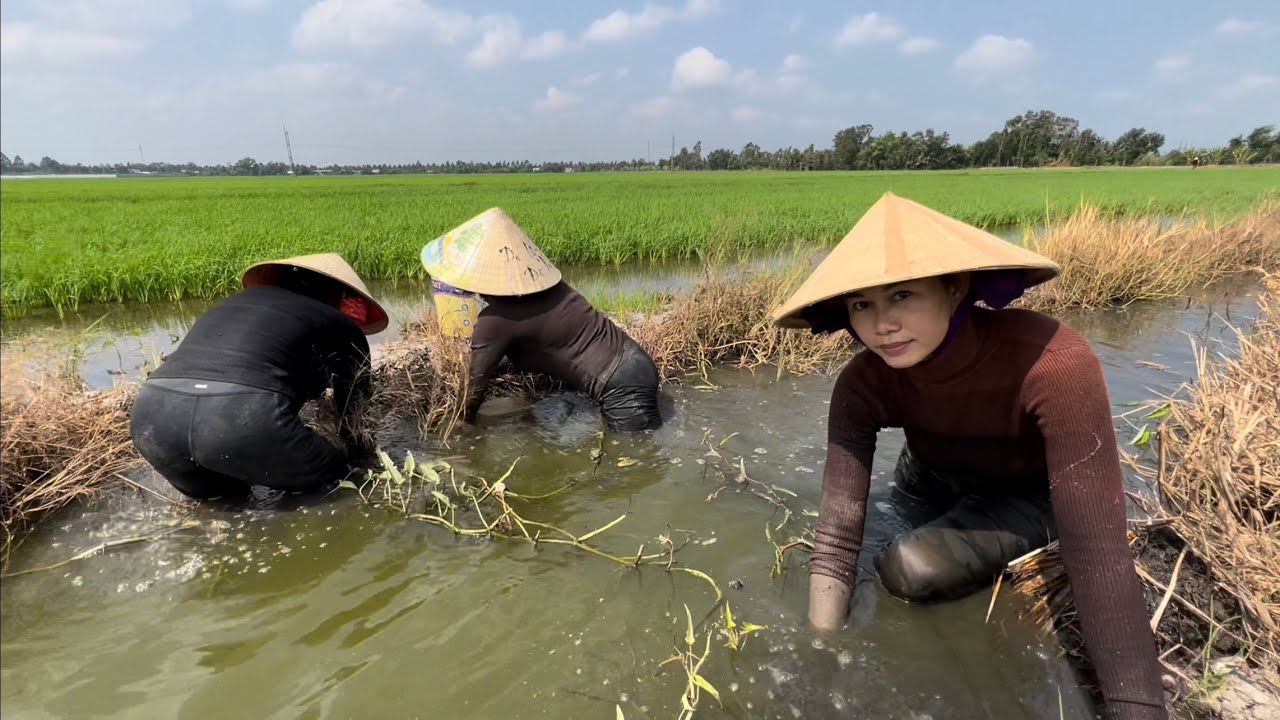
[775,194,1165,719]
[422,208,662,431]
[129,254,387,500]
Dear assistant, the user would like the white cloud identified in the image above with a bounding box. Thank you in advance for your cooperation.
[898,36,940,55]
[1154,54,1191,74]
[1215,18,1277,36]
[1096,88,1131,102]
[36,0,192,32]
[671,46,732,91]
[464,17,572,69]
[226,0,270,11]
[584,0,719,44]
[0,22,138,65]
[1218,73,1277,100]
[954,35,1034,80]
[245,62,359,93]
[835,12,903,47]
[292,0,474,52]
[788,16,804,35]
[615,66,631,80]
[631,95,674,118]
[534,86,582,112]
[780,53,810,73]
[570,72,602,87]
[731,105,762,124]
[0,0,191,66]
[522,29,571,60]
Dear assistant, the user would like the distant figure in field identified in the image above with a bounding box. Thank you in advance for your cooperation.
[420,207,662,432]
[1192,155,1201,169]
[130,254,386,500]
[773,193,1167,719]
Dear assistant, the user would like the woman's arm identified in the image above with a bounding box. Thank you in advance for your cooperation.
[1025,337,1167,720]
[808,357,884,629]
[463,319,507,421]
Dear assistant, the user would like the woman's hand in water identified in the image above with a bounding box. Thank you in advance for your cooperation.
[808,574,853,632]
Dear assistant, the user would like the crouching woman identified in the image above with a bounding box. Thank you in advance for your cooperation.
[130,254,387,500]
[772,193,1166,720]
[421,208,662,432]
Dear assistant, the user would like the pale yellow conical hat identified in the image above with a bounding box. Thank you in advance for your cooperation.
[420,207,561,297]
[771,192,1060,328]
[242,252,389,334]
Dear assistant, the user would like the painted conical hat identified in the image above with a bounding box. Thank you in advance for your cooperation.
[772,192,1060,329]
[420,208,561,297]
[242,252,389,334]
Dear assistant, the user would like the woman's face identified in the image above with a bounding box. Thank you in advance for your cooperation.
[844,275,969,369]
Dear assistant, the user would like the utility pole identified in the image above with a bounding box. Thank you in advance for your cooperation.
[283,126,296,175]
[137,145,145,165]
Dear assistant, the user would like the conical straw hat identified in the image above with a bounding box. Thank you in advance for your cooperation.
[242,253,389,334]
[420,207,561,297]
[772,193,1060,329]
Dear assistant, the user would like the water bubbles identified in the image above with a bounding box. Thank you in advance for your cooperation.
[729,683,739,692]
[753,448,768,455]
[794,466,814,474]
[831,693,847,711]
[71,575,84,587]
[836,650,853,668]
[134,580,152,593]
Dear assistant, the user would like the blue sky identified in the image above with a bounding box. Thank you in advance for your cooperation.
[2,0,1277,165]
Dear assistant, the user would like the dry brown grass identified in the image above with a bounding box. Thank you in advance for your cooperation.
[0,362,140,564]
[1006,274,1280,710]
[368,269,855,438]
[1023,196,1280,311]
[627,266,853,380]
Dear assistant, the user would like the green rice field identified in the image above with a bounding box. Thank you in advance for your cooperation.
[3,167,1278,315]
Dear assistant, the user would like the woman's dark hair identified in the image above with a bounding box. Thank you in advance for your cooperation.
[272,267,351,306]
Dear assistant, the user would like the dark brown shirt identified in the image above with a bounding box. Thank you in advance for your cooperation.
[465,282,625,418]
[814,307,1166,720]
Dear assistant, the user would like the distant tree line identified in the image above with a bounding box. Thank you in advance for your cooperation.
[3,111,1277,176]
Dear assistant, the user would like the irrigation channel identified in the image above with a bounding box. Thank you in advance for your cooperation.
[0,254,1265,720]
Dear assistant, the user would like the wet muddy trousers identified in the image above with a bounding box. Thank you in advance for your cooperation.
[873,447,1057,603]
[129,378,350,499]
[598,339,663,432]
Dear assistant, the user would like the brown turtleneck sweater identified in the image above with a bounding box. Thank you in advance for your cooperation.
[813,306,1166,720]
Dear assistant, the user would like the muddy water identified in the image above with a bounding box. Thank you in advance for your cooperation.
[0,272,1263,720]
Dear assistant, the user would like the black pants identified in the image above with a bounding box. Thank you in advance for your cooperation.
[598,339,663,432]
[129,378,349,500]
[873,446,1056,603]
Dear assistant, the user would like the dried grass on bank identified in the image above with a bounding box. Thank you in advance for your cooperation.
[0,363,139,563]
[1006,275,1280,711]
[1022,196,1280,312]
[370,269,854,436]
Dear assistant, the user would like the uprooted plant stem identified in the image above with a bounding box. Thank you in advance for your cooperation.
[348,449,765,718]
[1006,274,1280,717]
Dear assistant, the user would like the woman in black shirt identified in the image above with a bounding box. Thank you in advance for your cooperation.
[129,254,387,500]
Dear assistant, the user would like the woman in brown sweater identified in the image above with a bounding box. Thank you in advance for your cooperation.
[772,193,1166,720]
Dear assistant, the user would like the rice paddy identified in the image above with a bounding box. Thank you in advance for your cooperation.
[3,166,1279,315]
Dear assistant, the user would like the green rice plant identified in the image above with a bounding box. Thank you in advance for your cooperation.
[4,167,1279,315]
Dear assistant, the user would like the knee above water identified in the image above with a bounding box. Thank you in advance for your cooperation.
[875,533,948,601]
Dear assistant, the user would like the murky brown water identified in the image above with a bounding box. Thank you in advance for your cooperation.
[0,262,1263,720]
